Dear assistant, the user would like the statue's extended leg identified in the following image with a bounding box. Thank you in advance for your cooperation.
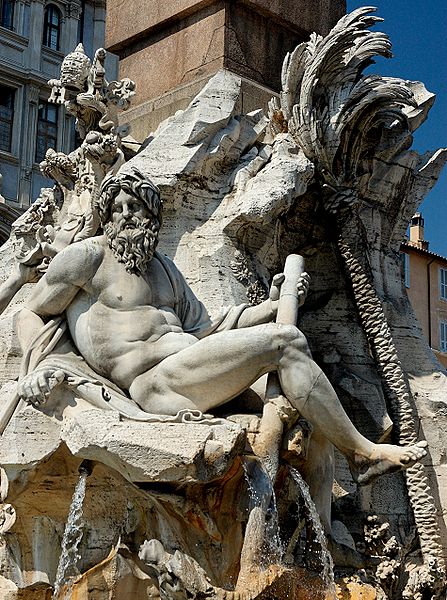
[130,323,426,484]
[276,328,427,484]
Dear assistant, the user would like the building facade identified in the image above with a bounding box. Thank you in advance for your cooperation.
[401,213,447,369]
[0,0,109,241]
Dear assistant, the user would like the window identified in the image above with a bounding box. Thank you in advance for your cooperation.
[0,85,14,152]
[35,101,58,163]
[440,321,447,353]
[440,268,447,301]
[0,0,14,30]
[43,4,61,50]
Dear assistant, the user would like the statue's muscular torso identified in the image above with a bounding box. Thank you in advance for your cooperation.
[47,236,198,390]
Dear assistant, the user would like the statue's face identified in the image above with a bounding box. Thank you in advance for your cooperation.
[104,186,159,275]
[111,189,151,226]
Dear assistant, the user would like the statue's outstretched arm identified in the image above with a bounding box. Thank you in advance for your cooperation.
[17,240,101,354]
[0,263,40,316]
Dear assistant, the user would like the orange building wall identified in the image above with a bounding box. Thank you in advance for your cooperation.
[406,251,430,338]
[404,248,447,369]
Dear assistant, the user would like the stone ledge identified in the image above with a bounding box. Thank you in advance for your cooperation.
[0,406,246,485]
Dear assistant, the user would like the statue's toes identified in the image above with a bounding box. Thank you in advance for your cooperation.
[401,442,427,465]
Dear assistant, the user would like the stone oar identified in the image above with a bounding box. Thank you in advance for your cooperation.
[237,255,304,588]
[253,253,305,481]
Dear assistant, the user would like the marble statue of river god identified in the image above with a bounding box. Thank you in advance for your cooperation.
[16,166,427,486]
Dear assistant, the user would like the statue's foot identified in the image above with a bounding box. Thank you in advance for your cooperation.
[351,441,427,486]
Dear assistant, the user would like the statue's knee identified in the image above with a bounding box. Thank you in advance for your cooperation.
[130,371,170,404]
[149,371,173,396]
[270,323,306,352]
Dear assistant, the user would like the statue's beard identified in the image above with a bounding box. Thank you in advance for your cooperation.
[104,216,158,275]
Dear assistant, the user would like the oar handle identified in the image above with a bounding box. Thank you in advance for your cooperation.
[265,254,305,401]
[276,254,305,325]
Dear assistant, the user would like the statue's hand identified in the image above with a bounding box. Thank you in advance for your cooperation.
[269,271,310,308]
[297,272,310,307]
[269,273,285,303]
[16,262,41,285]
[18,368,65,406]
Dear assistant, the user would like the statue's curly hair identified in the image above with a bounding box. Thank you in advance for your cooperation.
[95,167,162,231]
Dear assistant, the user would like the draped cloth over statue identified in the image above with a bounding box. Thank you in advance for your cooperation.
[0,252,248,431]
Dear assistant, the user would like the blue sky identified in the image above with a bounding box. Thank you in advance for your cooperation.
[346,1,447,255]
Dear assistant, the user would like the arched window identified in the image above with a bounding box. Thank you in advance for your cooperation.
[35,101,58,163]
[0,0,15,30]
[0,85,15,152]
[43,4,61,51]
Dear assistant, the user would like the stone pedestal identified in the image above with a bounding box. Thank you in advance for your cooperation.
[105,0,346,139]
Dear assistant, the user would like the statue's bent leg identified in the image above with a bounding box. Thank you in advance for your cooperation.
[129,323,283,414]
[130,323,426,483]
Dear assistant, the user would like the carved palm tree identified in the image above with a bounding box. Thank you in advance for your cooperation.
[269,6,447,572]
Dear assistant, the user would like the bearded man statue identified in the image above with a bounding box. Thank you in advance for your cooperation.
[97,168,162,275]
[7,164,427,508]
